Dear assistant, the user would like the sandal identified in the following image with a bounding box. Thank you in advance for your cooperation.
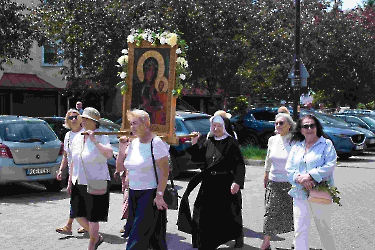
[119,229,125,233]
[77,227,87,234]
[56,225,72,235]
[94,235,104,250]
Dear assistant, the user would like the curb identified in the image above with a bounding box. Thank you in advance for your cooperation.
[244,159,264,166]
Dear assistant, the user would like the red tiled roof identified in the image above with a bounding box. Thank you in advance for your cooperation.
[0,73,62,90]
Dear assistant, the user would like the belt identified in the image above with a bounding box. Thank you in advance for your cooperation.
[210,171,230,175]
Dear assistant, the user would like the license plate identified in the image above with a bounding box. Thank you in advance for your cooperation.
[356,144,364,150]
[26,168,51,176]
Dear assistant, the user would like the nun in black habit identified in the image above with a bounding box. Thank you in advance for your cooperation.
[176,115,246,249]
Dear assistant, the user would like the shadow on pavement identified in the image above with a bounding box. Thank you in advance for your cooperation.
[337,164,375,169]
[276,248,321,250]
[60,232,126,246]
[166,232,196,250]
[243,227,284,242]
[0,183,69,204]
[338,158,375,163]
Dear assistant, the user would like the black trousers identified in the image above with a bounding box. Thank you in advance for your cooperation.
[124,189,167,250]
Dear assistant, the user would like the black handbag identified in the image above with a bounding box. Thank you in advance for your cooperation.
[151,138,179,210]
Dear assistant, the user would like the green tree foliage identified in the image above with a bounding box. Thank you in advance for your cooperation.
[303,1,375,108]
[239,0,375,108]
[28,0,253,96]
[357,102,366,109]
[26,0,375,109]
[0,0,34,70]
[29,0,132,93]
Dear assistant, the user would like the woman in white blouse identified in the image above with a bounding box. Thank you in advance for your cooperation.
[68,107,113,250]
[116,109,170,250]
[286,114,337,250]
[56,109,87,235]
[260,113,295,250]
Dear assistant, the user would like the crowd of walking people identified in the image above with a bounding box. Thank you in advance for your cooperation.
[55,104,338,250]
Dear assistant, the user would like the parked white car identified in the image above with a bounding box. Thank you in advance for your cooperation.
[0,115,64,191]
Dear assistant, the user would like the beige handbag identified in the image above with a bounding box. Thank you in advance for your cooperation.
[308,189,332,205]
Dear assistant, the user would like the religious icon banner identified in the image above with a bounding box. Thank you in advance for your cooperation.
[123,40,177,139]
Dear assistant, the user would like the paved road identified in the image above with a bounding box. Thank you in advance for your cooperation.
[1,152,375,249]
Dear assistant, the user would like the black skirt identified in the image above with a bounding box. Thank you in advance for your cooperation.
[70,182,110,222]
[263,180,294,236]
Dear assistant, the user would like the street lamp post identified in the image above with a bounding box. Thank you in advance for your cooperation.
[293,0,301,122]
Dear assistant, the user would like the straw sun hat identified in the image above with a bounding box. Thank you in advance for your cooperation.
[81,107,100,122]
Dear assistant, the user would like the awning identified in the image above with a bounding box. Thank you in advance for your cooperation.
[0,73,62,91]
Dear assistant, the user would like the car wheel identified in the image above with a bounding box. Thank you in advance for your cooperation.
[42,180,63,192]
[338,153,351,160]
[243,134,259,147]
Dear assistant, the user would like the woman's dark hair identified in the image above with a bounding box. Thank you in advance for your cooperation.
[290,114,324,143]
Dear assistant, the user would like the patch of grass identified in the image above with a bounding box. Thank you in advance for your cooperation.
[240,145,267,160]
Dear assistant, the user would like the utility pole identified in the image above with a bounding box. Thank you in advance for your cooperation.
[293,0,301,121]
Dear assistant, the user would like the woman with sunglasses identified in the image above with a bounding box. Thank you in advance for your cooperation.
[260,113,295,250]
[56,109,88,235]
[286,114,337,250]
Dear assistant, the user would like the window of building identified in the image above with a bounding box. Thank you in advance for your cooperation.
[42,40,63,67]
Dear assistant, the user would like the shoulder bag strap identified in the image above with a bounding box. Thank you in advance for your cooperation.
[151,137,159,184]
[151,138,176,189]
[80,135,90,183]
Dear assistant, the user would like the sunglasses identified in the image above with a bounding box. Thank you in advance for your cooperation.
[68,115,78,120]
[275,121,284,126]
[302,123,316,129]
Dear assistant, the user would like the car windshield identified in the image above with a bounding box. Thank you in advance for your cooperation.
[0,122,57,142]
[318,113,350,127]
[360,117,375,128]
[300,111,328,124]
[252,111,277,121]
[183,117,211,134]
[99,123,121,144]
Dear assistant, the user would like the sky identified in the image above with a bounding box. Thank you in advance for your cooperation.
[341,0,363,10]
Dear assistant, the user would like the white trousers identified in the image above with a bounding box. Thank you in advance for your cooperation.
[293,198,336,250]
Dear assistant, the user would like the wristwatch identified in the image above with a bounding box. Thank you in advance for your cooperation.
[157,191,163,196]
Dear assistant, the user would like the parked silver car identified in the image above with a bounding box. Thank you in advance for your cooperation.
[0,115,64,191]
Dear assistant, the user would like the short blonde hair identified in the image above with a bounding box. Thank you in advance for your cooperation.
[127,109,150,127]
[64,109,82,129]
[278,106,290,114]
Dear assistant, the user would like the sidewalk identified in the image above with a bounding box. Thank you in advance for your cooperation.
[244,159,265,167]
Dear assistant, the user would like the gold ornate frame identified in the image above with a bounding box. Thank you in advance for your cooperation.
[122,40,177,143]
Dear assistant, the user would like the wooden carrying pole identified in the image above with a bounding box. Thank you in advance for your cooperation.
[81,131,199,140]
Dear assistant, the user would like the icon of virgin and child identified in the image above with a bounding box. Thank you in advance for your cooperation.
[132,54,168,125]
